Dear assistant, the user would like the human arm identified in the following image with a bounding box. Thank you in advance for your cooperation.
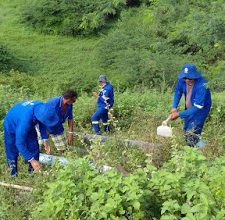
[66,105,74,145]
[67,119,73,145]
[38,122,51,154]
[170,80,183,120]
[16,123,42,171]
[172,80,183,110]
[99,85,114,108]
[29,158,42,171]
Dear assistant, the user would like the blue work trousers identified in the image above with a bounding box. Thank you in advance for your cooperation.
[183,114,208,147]
[4,126,39,176]
[91,108,109,135]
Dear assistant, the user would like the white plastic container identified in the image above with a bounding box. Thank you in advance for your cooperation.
[157,125,172,137]
[157,117,172,137]
[39,153,68,165]
[39,154,112,172]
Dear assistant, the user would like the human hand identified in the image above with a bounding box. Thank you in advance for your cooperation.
[68,133,73,145]
[44,142,51,154]
[30,159,42,172]
[171,111,179,120]
[92,92,98,98]
[170,108,178,114]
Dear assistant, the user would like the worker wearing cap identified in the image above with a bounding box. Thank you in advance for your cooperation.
[4,100,59,175]
[91,75,114,135]
[170,64,212,146]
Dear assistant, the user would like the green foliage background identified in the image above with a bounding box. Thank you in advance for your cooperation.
[22,0,127,36]
[0,0,225,219]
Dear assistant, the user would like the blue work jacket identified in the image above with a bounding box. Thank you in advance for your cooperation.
[97,83,114,109]
[4,101,48,160]
[47,96,73,135]
[173,77,211,120]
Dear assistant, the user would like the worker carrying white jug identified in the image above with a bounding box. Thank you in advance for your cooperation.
[170,64,212,147]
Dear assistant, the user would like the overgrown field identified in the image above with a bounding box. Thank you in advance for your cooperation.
[0,0,225,219]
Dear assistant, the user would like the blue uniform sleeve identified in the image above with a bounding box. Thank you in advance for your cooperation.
[15,124,34,161]
[172,80,183,108]
[103,85,114,108]
[179,83,208,118]
[38,122,48,140]
[98,90,108,106]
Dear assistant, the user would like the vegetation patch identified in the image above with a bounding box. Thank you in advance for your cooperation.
[22,0,127,36]
[97,0,225,88]
[0,44,26,72]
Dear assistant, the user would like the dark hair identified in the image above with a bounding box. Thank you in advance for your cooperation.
[63,90,78,99]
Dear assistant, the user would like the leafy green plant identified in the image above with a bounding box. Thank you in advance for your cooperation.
[97,0,225,89]
[31,159,146,219]
[22,0,127,36]
[88,138,147,172]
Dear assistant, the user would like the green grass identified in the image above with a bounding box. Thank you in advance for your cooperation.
[0,1,225,219]
[0,0,102,91]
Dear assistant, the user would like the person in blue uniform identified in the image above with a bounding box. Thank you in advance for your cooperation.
[170,64,212,146]
[44,90,77,151]
[4,100,59,175]
[91,75,114,135]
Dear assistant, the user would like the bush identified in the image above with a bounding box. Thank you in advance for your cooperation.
[22,0,127,36]
[0,44,25,72]
[97,0,225,89]
[31,148,225,219]
[97,8,197,88]
[31,159,146,219]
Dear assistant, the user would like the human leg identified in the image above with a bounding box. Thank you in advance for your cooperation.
[26,133,40,173]
[91,108,105,135]
[183,117,205,147]
[102,110,110,132]
[4,124,18,176]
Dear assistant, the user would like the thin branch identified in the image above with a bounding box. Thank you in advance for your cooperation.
[0,182,33,192]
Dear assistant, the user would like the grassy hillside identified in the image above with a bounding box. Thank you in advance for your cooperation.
[0,0,225,219]
[0,0,102,94]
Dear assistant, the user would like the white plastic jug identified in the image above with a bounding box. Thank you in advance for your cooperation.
[39,153,68,165]
[157,117,172,137]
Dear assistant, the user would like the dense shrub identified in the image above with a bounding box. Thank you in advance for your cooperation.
[31,159,146,219]
[97,0,225,89]
[0,44,25,72]
[0,44,13,71]
[31,148,225,219]
[22,0,127,36]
